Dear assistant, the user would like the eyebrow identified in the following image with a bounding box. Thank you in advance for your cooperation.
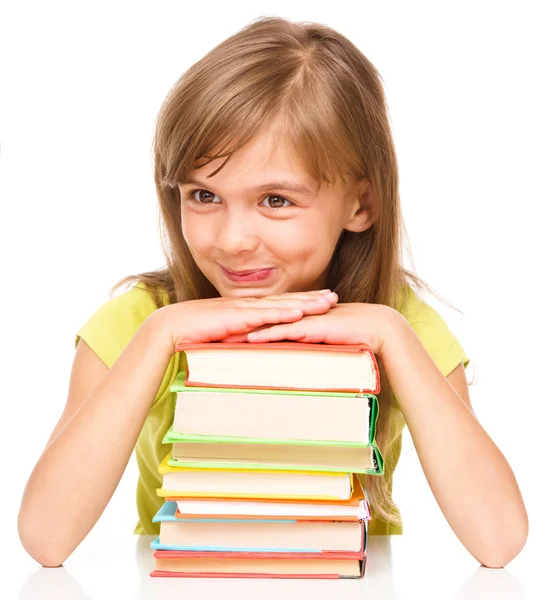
[180,178,318,196]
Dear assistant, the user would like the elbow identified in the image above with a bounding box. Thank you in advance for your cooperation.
[18,508,70,568]
[477,516,529,568]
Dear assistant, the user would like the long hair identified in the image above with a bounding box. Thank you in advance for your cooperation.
[111,16,464,527]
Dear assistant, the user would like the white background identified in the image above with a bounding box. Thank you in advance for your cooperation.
[1,1,545,598]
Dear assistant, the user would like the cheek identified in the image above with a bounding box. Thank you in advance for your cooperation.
[181,210,213,252]
[267,220,338,265]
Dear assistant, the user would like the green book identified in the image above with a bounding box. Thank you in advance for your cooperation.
[162,429,384,475]
[169,372,380,446]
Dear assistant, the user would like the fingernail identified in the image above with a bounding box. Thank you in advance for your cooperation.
[318,288,331,293]
[326,291,337,298]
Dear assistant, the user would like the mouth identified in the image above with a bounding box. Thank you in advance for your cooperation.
[222,266,271,275]
[220,265,274,283]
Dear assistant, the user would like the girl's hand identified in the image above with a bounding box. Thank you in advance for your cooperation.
[223,301,402,357]
[154,290,339,352]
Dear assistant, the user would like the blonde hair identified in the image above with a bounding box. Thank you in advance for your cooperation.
[112,16,464,527]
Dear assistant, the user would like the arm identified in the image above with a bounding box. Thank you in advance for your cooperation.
[227,298,528,566]
[18,310,173,567]
[18,291,336,567]
[380,310,528,568]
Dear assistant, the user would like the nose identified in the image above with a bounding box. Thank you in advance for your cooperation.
[215,209,259,255]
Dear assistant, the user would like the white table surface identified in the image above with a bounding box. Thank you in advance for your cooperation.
[9,528,543,600]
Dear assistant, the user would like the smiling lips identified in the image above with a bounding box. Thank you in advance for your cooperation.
[224,266,269,275]
[221,265,273,283]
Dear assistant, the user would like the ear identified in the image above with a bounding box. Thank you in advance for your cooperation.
[343,179,377,233]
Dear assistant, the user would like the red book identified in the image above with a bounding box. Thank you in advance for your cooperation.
[151,549,367,579]
[174,341,380,394]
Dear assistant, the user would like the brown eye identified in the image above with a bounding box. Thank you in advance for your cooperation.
[191,189,219,203]
[262,195,292,210]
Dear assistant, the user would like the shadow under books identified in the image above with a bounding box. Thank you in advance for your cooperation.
[17,535,527,600]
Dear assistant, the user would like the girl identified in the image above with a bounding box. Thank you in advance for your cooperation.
[18,16,527,569]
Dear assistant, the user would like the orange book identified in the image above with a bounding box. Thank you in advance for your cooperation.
[167,476,370,522]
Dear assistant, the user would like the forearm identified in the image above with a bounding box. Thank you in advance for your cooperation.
[380,311,528,567]
[18,311,173,566]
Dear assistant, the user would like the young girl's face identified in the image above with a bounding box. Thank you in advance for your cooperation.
[178,128,367,298]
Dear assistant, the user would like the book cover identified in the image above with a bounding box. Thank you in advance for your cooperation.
[156,452,355,501]
[150,501,368,553]
[174,341,380,393]
[169,380,379,446]
[151,550,367,579]
[172,495,372,522]
[163,424,381,449]
[164,473,367,507]
[164,444,384,475]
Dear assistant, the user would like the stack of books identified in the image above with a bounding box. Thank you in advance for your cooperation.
[149,341,384,579]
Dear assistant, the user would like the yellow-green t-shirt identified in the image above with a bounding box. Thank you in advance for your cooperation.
[74,282,470,536]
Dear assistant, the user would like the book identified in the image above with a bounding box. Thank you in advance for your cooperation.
[168,379,379,444]
[150,340,383,580]
[151,502,367,553]
[156,453,354,500]
[151,549,366,579]
[174,341,380,393]
[170,482,371,521]
[165,471,368,508]
[163,437,383,475]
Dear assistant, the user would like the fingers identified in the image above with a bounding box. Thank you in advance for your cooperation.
[221,332,251,343]
[240,307,305,330]
[221,324,269,343]
[247,322,306,343]
[239,292,338,313]
[263,289,332,301]
[296,294,337,314]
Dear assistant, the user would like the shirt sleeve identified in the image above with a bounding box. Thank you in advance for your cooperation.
[388,287,471,440]
[403,287,471,377]
[74,282,159,368]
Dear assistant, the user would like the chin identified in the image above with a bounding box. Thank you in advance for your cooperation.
[226,288,274,298]
[216,280,287,299]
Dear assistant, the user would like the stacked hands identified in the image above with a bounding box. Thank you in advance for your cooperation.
[155,289,405,357]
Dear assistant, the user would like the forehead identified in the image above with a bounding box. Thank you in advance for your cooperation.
[190,128,322,191]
